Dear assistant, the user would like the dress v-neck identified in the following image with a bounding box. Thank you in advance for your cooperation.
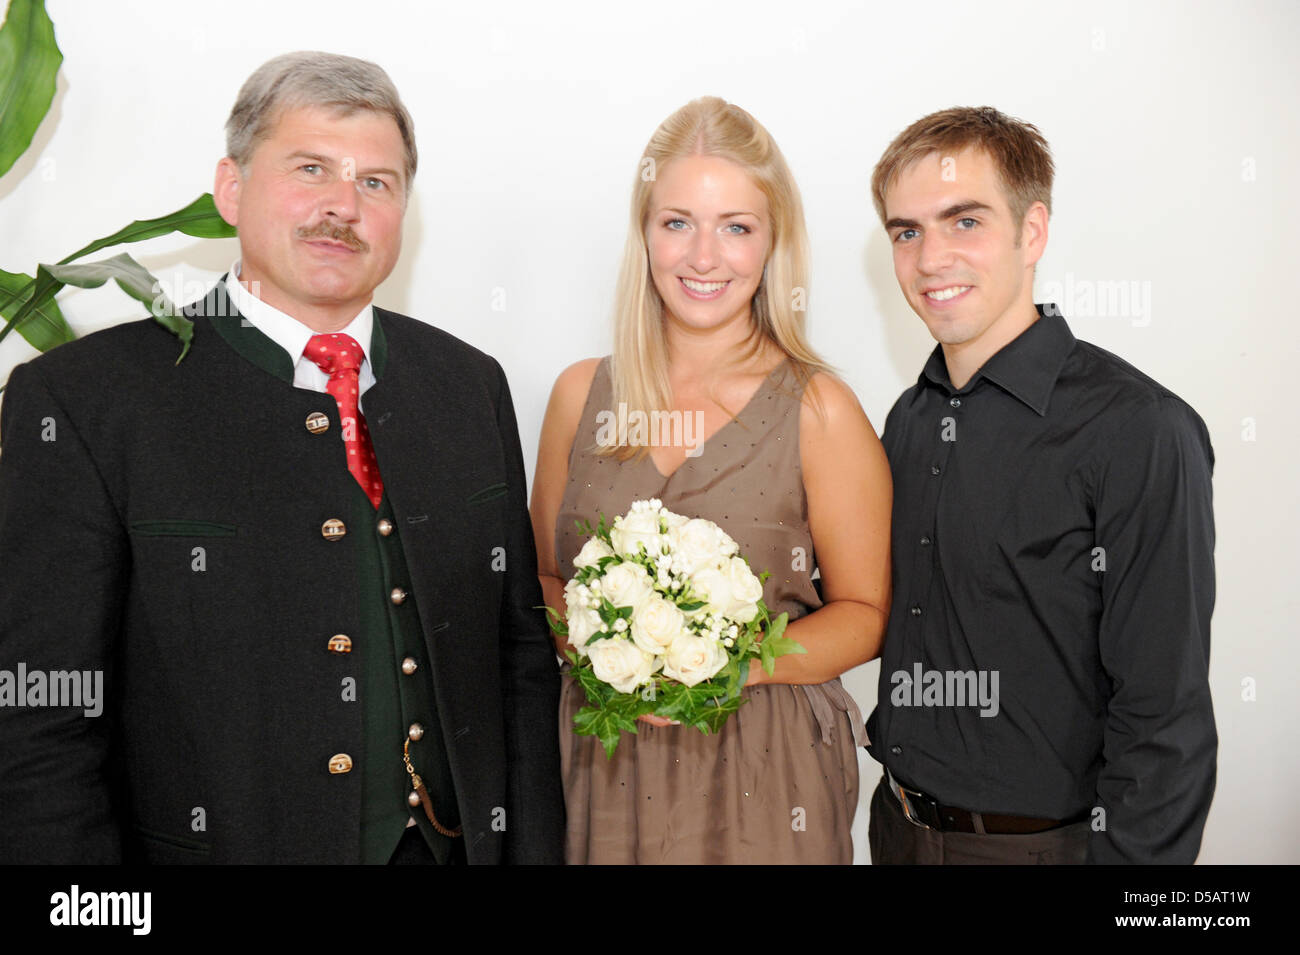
[647,357,790,481]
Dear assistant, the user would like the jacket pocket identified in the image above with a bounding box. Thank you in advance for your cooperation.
[129,520,238,537]
[466,482,507,505]
[130,824,211,863]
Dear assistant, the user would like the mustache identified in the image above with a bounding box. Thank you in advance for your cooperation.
[296,221,369,252]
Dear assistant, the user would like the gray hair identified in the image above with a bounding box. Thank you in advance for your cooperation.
[225,51,417,188]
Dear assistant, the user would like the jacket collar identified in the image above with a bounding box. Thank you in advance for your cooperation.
[190,277,389,383]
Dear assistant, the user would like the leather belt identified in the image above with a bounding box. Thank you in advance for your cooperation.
[887,771,1082,835]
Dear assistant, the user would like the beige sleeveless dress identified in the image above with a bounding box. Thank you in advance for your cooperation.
[556,356,866,864]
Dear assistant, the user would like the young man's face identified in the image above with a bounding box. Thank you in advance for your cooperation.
[883,147,1045,354]
[214,105,407,325]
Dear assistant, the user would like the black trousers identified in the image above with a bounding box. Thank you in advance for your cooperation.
[867,778,1088,865]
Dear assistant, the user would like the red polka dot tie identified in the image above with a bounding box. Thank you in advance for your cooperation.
[306,333,384,509]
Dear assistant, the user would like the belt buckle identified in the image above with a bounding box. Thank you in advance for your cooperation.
[889,771,939,830]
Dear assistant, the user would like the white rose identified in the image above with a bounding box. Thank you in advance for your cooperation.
[669,518,729,577]
[724,557,764,623]
[599,561,655,611]
[564,605,604,657]
[691,562,735,619]
[662,632,729,687]
[563,576,586,604]
[630,593,686,655]
[573,537,614,569]
[562,580,599,652]
[610,509,664,559]
[588,638,659,694]
[662,509,689,530]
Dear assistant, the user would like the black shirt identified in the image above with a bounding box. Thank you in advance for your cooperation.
[865,306,1217,864]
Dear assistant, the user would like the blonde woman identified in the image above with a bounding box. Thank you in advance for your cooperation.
[530,97,891,864]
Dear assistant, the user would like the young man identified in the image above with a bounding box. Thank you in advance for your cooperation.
[864,106,1216,864]
[0,52,563,864]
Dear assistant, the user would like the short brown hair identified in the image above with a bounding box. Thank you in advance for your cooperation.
[871,106,1053,232]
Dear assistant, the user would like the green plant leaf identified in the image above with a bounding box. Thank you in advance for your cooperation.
[539,604,568,637]
[759,612,804,675]
[735,658,750,692]
[655,679,725,724]
[33,254,192,362]
[710,655,746,700]
[0,0,63,179]
[692,695,745,735]
[1,193,231,355]
[572,701,639,760]
[573,663,617,707]
[0,267,71,351]
[41,254,167,307]
[58,193,236,265]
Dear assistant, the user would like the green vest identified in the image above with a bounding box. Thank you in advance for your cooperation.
[356,488,460,864]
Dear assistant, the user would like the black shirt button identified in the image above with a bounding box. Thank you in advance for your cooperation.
[890,745,902,756]
[930,465,941,475]
[910,605,922,616]
[920,535,932,546]
[949,397,962,408]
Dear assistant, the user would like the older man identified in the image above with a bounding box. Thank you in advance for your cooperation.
[0,52,563,864]
[864,107,1216,864]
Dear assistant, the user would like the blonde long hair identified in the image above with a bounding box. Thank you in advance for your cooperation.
[605,96,829,460]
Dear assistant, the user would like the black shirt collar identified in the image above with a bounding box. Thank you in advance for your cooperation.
[919,304,1075,416]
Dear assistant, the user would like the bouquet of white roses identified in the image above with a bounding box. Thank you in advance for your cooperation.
[546,498,804,757]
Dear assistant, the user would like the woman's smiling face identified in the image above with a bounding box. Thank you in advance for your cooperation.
[645,154,771,334]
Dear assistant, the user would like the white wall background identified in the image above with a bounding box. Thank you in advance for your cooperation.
[1,0,1295,863]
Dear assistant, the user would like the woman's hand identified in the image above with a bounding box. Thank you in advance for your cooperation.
[637,714,678,727]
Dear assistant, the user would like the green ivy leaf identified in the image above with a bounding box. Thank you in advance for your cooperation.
[573,703,639,761]
[759,612,805,675]
[736,658,750,692]
[572,662,617,707]
[692,695,745,735]
[655,679,728,724]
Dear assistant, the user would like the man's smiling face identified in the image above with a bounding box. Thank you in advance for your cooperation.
[884,147,1045,355]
